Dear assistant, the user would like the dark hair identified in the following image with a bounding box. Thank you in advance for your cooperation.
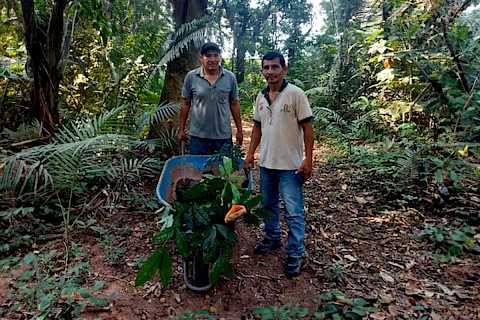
[262,51,286,67]
[201,42,221,55]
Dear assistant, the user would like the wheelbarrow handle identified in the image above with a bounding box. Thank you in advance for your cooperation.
[243,166,254,191]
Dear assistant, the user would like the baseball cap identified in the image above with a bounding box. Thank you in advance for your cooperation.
[201,42,221,55]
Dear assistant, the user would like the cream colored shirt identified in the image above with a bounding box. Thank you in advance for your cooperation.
[253,82,313,170]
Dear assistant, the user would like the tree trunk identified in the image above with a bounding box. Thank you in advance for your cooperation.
[159,0,208,103]
[21,0,68,137]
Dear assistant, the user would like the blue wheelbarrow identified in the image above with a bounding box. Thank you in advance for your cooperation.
[155,154,253,292]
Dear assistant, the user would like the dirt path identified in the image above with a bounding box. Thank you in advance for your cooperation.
[1,119,479,319]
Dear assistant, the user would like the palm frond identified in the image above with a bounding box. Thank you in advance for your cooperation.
[138,102,181,133]
[313,107,348,127]
[108,157,163,183]
[131,128,178,153]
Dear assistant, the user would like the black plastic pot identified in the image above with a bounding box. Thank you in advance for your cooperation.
[183,253,213,292]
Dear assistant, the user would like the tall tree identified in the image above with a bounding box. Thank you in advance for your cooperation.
[20,0,73,136]
[159,0,208,103]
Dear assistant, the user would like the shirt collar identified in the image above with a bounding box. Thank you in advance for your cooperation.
[261,80,288,104]
[197,65,225,78]
[261,80,288,95]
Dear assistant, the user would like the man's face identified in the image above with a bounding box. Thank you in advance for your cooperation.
[261,58,287,85]
[200,50,221,73]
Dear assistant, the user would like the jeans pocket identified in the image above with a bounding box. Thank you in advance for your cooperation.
[295,171,305,185]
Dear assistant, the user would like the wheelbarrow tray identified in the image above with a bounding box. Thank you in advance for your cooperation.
[156,155,247,207]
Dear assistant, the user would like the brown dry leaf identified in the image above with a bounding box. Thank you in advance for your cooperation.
[436,283,455,296]
[355,196,367,204]
[388,304,398,317]
[379,271,395,284]
[379,293,395,304]
[405,283,422,296]
[209,306,217,313]
[174,292,181,304]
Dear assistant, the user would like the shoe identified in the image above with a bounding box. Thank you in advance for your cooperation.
[253,238,282,255]
[284,256,302,278]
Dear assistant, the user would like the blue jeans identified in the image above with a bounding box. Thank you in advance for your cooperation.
[260,167,305,258]
[189,136,232,155]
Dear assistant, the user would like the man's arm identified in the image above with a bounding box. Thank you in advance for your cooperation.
[230,99,243,145]
[177,98,191,142]
[296,121,314,180]
[243,122,261,170]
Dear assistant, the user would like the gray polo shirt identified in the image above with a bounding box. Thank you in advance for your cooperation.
[181,66,239,139]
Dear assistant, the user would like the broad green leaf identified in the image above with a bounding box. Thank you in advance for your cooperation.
[244,194,263,209]
[239,189,254,203]
[93,281,106,291]
[152,227,175,242]
[158,250,172,286]
[38,295,52,311]
[23,252,37,265]
[176,232,192,258]
[449,170,460,182]
[215,224,237,244]
[351,307,367,316]
[203,227,216,252]
[209,255,233,284]
[229,181,240,203]
[193,206,210,225]
[182,183,207,201]
[219,165,226,177]
[222,156,233,175]
[434,170,443,183]
[435,232,444,242]
[354,298,368,307]
[254,208,274,219]
[135,247,170,287]
[159,206,174,230]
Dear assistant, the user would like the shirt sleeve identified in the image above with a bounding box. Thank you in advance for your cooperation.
[230,75,239,100]
[253,93,261,123]
[295,89,313,122]
[181,72,192,99]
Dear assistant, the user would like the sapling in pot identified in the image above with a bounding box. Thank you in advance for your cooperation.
[135,156,271,289]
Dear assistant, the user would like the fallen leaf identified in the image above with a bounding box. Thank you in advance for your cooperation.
[379,271,395,284]
[405,283,422,296]
[436,283,455,296]
[355,196,367,204]
[379,293,395,304]
[388,304,398,316]
[174,292,181,303]
[405,261,416,270]
[342,184,347,190]
[344,254,357,262]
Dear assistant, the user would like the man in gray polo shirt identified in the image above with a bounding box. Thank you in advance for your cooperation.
[177,42,243,154]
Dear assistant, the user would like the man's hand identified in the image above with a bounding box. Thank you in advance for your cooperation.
[236,130,243,146]
[177,130,187,143]
[243,153,254,171]
[296,159,312,181]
